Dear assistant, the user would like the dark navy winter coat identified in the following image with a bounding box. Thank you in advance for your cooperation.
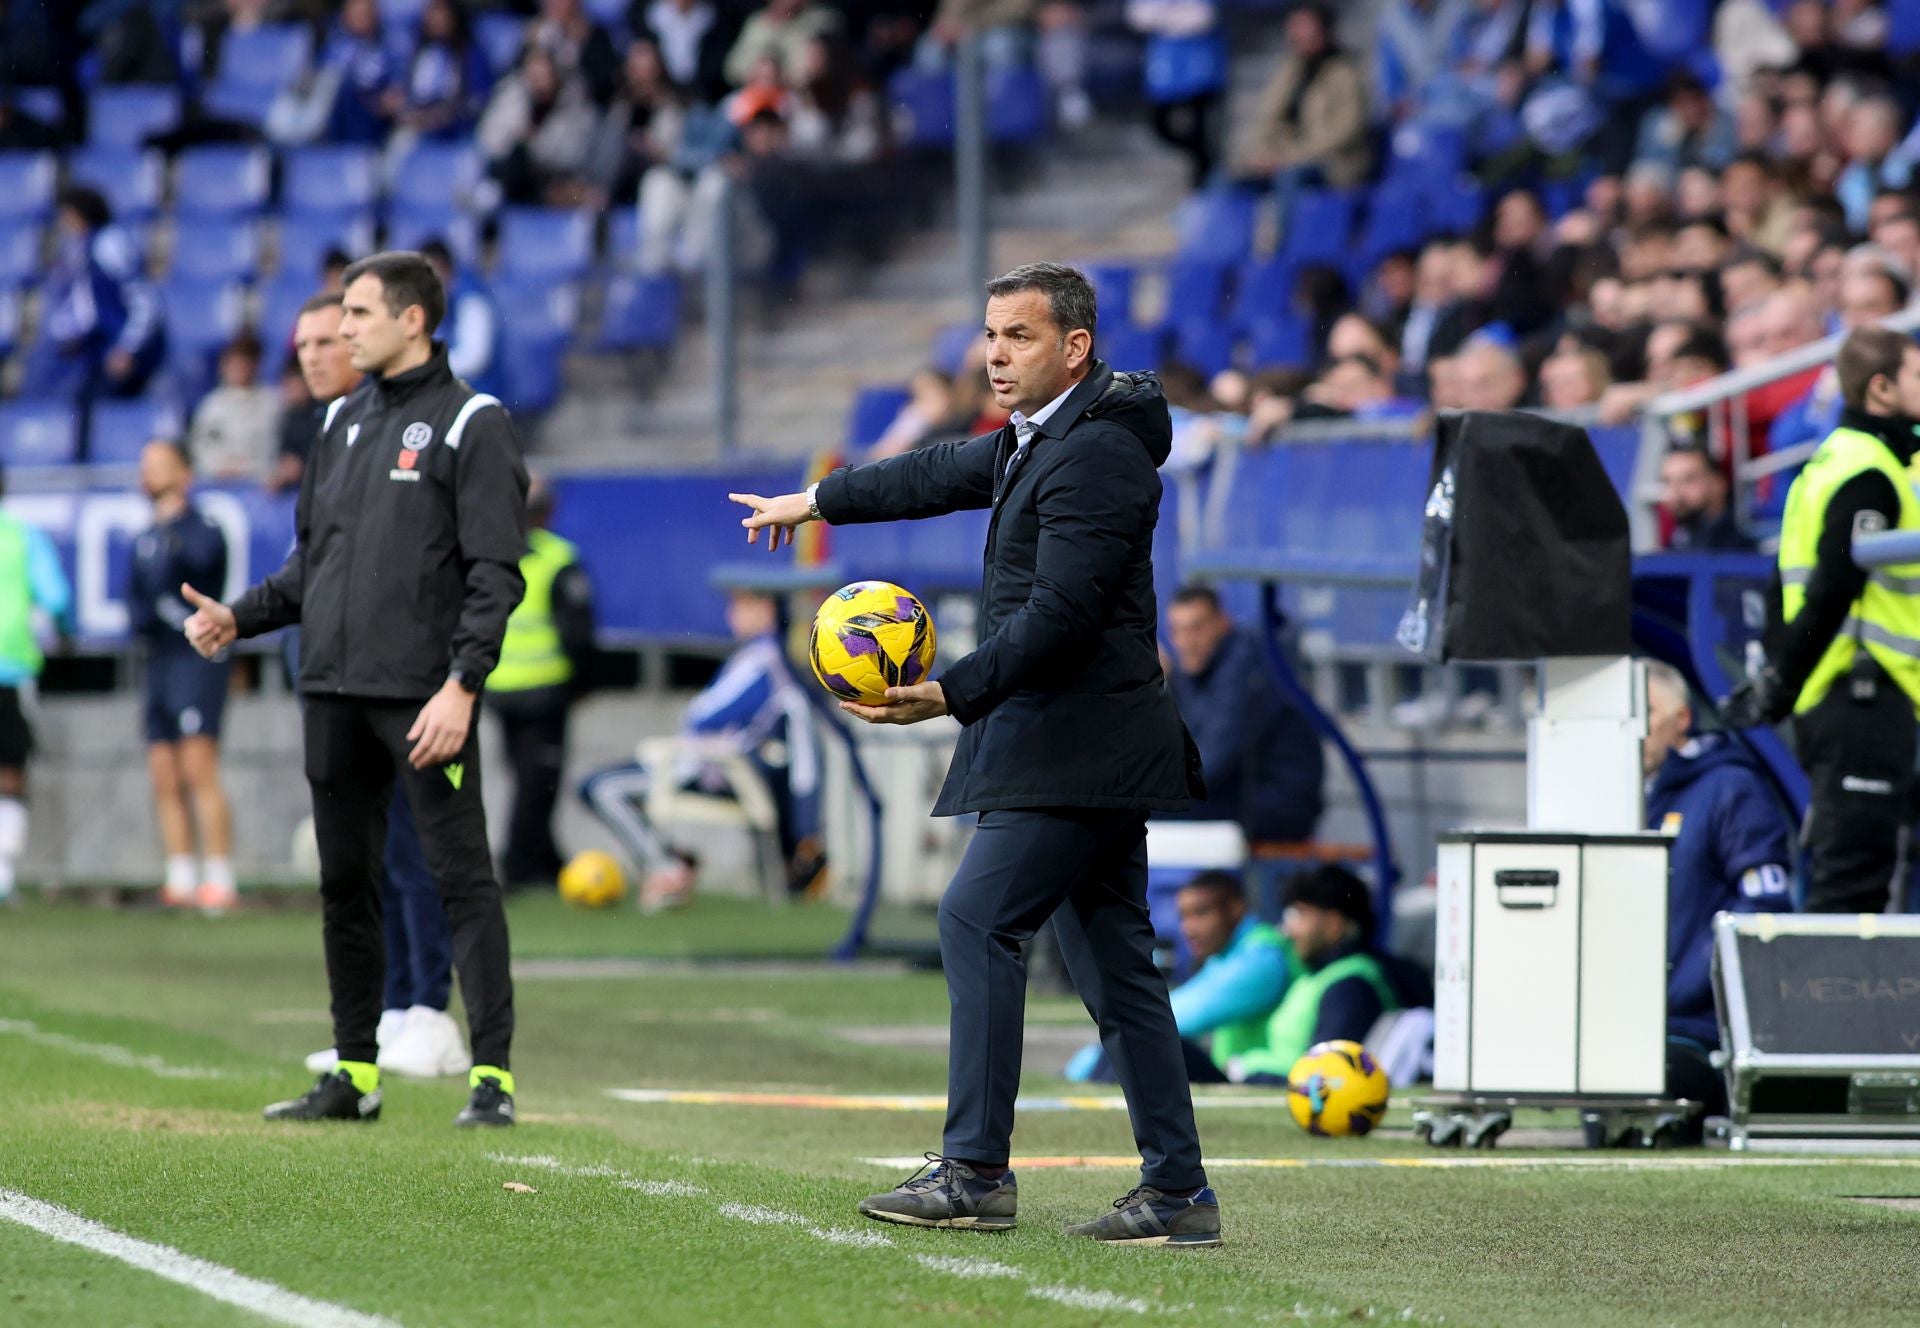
[1645,734,1794,1045]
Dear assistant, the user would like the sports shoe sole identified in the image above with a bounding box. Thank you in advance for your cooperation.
[858,1206,1016,1231]
[1076,1230,1223,1247]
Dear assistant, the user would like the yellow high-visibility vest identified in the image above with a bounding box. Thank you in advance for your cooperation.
[489,528,579,693]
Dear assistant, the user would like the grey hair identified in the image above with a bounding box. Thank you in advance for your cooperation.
[985,262,1097,350]
[1644,659,1689,708]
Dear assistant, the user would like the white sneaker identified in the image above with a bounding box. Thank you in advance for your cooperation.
[376,1006,472,1078]
[306,1008,411,1075]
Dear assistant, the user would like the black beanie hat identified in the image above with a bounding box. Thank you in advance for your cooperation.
[1283,864,1374,936]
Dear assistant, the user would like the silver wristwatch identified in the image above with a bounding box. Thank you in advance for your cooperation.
[805,481,822,521]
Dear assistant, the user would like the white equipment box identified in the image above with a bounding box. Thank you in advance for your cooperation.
[1434,830,1670,1096]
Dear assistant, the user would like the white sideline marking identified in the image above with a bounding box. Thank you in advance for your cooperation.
[913,1255,1022,1279]
[717,1203,894,1249]
[0,1018,230,1080]
[1030,1285,1151,1314]
[0,1187,399,1328]
[486,1153,705,1196]
[861,1153,1920,1172]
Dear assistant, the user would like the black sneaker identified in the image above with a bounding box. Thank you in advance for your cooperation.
[455,1074,515,1128]
[857,1154,1017,1230]
[1065,1184,1222,1247]
[263,1070,381,1122]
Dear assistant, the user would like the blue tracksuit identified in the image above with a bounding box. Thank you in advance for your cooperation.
[1645,734,1794,1046]
[129,504,232,742]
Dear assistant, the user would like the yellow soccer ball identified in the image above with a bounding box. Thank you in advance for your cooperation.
[809,580,937,704]
[1287,1040,1391,1137]
[558,850,627,909]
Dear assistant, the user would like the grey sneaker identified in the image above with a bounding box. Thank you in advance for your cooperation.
[857,1153,1017,1230]
[1066,1184,1222,1247]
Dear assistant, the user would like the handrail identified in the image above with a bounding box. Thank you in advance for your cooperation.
[1646,306,1920,419]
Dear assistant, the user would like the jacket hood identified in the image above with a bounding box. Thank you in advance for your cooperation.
[1081,365,1173,467]
[1648,732,1760,801]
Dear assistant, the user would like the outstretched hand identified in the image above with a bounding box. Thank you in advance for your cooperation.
[841,681,948,725]
[728,491,813,553]
[180,584,237,660]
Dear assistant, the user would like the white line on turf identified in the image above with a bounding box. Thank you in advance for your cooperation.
[0,1187,399,1328]
[861,1153,1920,1171]
[912,1255,1022,1279]
[0,1018,231,1080]
[618,1179,705,1197]
[717,1203,895,1248]
[486,1153,706,1195]
[1029,1285,1152,1314]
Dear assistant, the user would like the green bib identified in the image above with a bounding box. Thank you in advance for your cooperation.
[1207,924,1291,1067]
[489,529,578,693]
[0,516,42,677]
[1234,950,1397,1079]
[1778,425,1920,715]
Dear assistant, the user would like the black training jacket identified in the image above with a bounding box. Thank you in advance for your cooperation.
[815,362,1203,815]
[231,345,528,700]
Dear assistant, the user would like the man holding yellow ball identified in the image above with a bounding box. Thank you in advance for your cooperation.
[730,263,1219,1248]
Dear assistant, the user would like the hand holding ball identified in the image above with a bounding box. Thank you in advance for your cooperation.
[809,580,938,707]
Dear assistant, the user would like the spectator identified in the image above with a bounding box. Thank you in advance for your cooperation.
[1453,334,1528,410]
[1538,342,1612,409]
[638,107,807,279]
[1228,866,1405,1083]
[271,292,356,496]
[1660,443,1753,552]
[1835,95,1911,232]
[869,367,960,458]
[188,332,280,482]
[1230,3,1371,199]
[532,0,624,107]
[1064,869,1292,1085]
[1870,210,1920,286]
[1398,238,1459,384]
[725,0,840,87]
[1159,360,1240,470]
[1163,584,1325,844]
[1372,0,1471,128]
[324,0,398,146]
[1357,248,1417,329]
[915,0,1037,71]
[420,241,503,403]
[395,0,493,144]
[579,589,824,910]
[1127,0,1230,190]
[786,35,884,165]
[1632,72,1735,175]
[1642,661,1792,1123]
[1774,264,1910,448]
[1297,353,1425,420]
[633,0,734,105]
[1719,247,1783,316]
[20,187,164,403]
[591,38,690,204]
[1327,311,1403,384]
[477,45,600,205]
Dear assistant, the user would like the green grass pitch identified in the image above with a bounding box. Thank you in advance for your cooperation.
[2,893,1918,1327]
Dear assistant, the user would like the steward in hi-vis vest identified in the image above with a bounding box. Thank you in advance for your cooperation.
[1725,326,1920,913]
[486,481,595,891]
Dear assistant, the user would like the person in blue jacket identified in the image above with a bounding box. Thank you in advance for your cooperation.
[1065,869,1291,1083]
[21,187,165,403]
[1643,661,1793,1117]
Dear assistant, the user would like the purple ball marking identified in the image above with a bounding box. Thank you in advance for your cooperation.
[821,672,856,697]
[1358,1051,1379,1077]
[840,632,880,657]
[896,596,917,621]
[902,653,925,684]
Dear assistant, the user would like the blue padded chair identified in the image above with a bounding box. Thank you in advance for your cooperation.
[1171,318,1236,377]
[1099,323,1163,374]
[382,205,479,265]
[474,13,527,76]
[0,223,38,286]
[888,67,955,150]
[216,23,312,89]
[67,146,165,222]
[1175,190,1256,267]
[1245,313,1310,369]
[846,384,912,449]
[596,274,681,351]
[86,85,183,148]
[388,141,481,211]
[986,66,1048,144]
[283,145,381,217]
[1083,262,1137,329]
[495,207,594,281]
[170,218,260,281]
[0,400,80,467]
[87,396,184,465]
[173,146,272,218]
[276,212,375,280]
[0,153,56,223]
[1277,188,1357,266]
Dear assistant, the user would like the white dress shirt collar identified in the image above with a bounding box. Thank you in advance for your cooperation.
[1009,380,1079,444]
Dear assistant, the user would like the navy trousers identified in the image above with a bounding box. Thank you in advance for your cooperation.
[939,808,1207,1192]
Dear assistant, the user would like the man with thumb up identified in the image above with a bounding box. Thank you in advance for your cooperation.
[183,251,528,1130]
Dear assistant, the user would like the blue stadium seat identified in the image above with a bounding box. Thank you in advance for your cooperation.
[87,397,183,465]
[1278,189,1357,265]
[283,145,381,217]
[1233,256,1295,330]
[1357,178,1424,264]
[383,205,479,265]
[276,213,375,280]
[1431,179,1487,236]
[1175,190,1256,267]
[1171,319,1236,377]
[216,23,312,89]
[1204,438,1428,589]
[986,66,1048,144]
[930,321,978,374]
[199,79,278,128]
[499,330,566,414]
[582,0,627,21]
[173,146,272,218]
[161,276,246,402]
[255,278,312,373]
[0,284,19,357]
[474,12,527,77]
[496,208,594,280]
[86,85,182,148]
[888,68,955,149]
[492,278,579,339]
[0,400,80,467]
[1083,262,1137,328]
[605,208,641,271]
[846,384,911,449]
[1246,313,1310,368]
[0,153,56,222]
[388,141,481,211]
[1098,323,1163,373]
[170,218,259,281]
[1161,257,1230,327]
[596,274,681,351]
[0,223,38,286]
[66,146,165,222]
[10,87,62,129]
[1892,0,1920,54]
